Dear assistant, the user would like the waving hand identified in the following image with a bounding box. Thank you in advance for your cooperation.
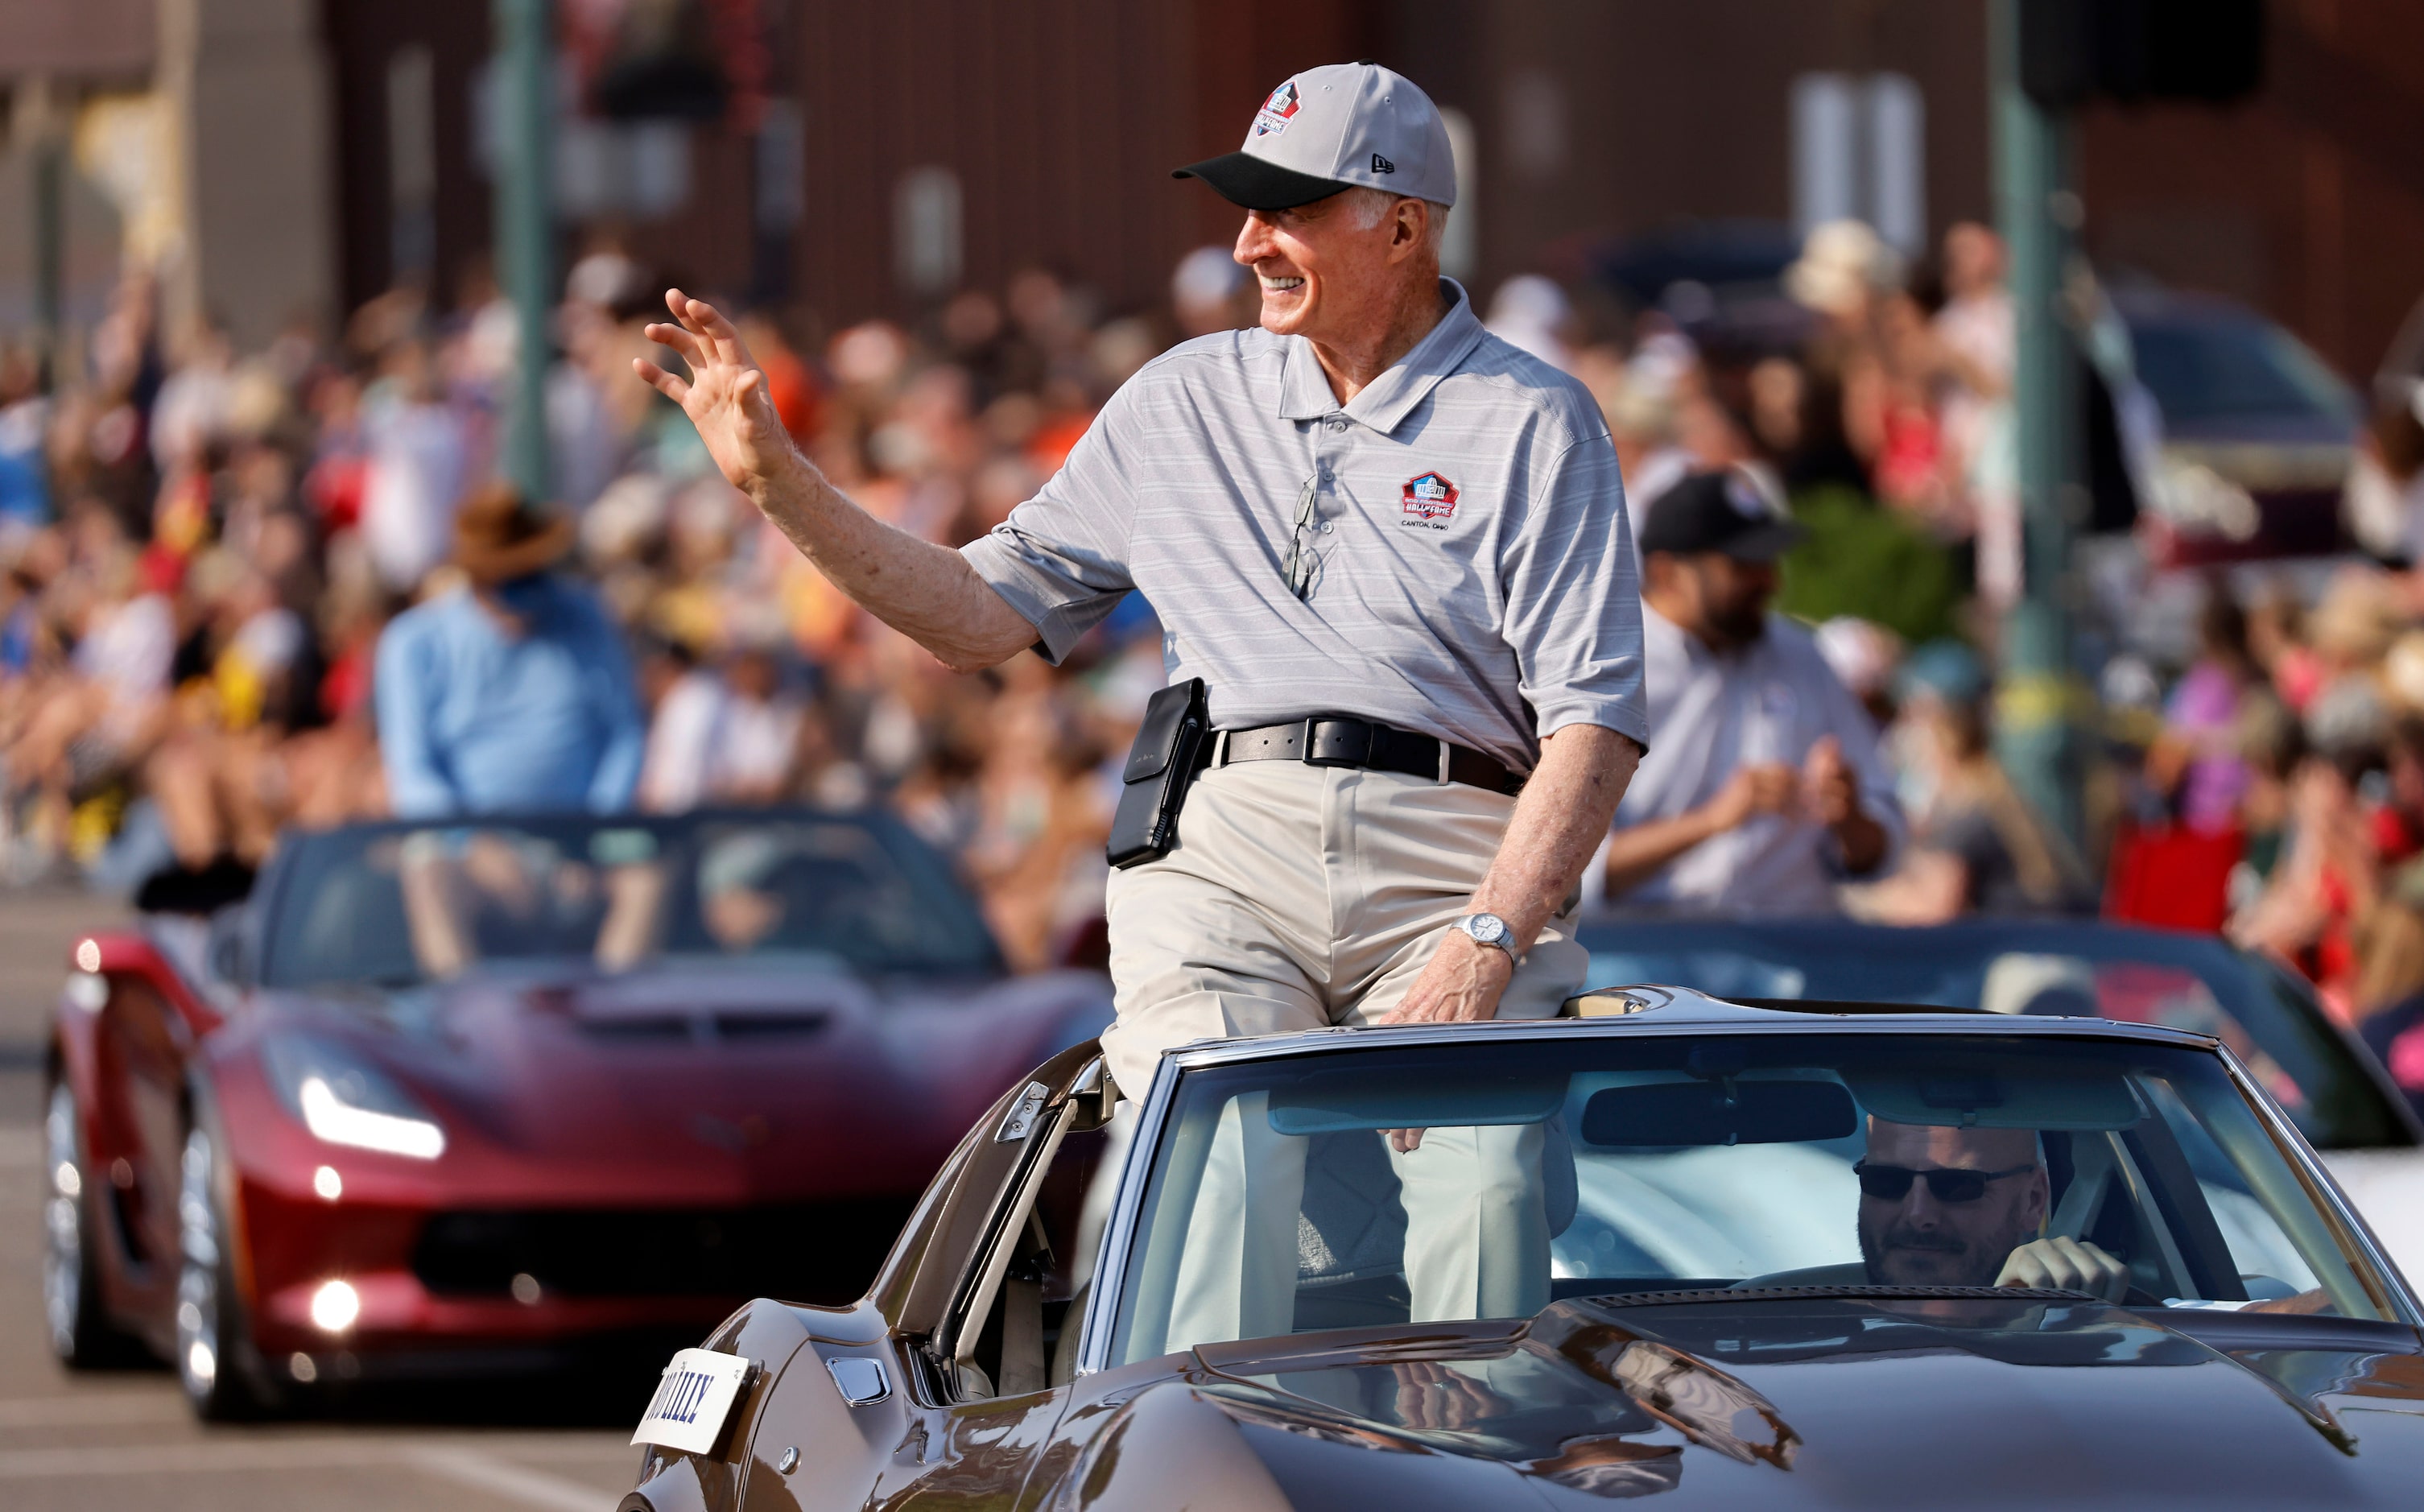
[626,287,1036,674]
[634,289,792,494]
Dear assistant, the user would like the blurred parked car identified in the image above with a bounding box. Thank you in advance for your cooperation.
[42,808,1111,1419]
[1579,915,2424,1274]
[1588,218,1813,353]
[2116,287,2364,565]
[619,990,2424,1508]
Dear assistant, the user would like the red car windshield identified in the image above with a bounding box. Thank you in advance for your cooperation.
[255,812,1000,989]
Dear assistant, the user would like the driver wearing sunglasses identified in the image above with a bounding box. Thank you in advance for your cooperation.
[1855,1117,2130,1301]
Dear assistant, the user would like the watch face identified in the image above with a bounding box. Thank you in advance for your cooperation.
[1467,914,1507,944]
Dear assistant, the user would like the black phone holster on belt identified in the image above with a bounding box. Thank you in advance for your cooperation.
[1106,678,1208,870]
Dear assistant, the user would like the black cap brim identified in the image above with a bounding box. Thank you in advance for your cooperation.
[1712,519,1809,564]
[1173,152,1351,211]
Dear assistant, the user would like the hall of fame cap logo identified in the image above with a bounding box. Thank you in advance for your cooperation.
[1402,471,1460,521]
[1253,81,1301,137]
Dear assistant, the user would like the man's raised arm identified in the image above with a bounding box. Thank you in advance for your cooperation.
[634,290,1038,672]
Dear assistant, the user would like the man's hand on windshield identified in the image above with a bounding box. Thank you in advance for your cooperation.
[1996,1236,2129,1301]
[1376,927,1516,1029]
[1377,932,1515,1152]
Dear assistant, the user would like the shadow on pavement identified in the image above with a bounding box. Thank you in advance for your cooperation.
[56,1347,671,1430]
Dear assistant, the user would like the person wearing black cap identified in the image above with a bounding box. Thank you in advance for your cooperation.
[639,63,1646,1351]
[1599,469,1902,913]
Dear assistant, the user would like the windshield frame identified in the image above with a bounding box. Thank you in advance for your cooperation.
[1073,1008,2422,1376]
[250,806,1004,991]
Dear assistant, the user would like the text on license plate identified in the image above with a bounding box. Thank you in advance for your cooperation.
[631,1347,754,1455]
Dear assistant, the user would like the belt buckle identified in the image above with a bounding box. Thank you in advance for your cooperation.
[1303,717,1372,768]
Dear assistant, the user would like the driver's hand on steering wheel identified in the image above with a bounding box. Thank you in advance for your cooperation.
[1996,1236,2129,1301]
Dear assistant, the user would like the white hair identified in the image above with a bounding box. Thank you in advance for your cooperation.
[1343,186,1449,256]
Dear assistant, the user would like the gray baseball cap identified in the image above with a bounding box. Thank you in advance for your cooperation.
[1174,62,1458,213]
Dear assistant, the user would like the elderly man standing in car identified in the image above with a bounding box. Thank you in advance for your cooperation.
[638,63,1645,1348]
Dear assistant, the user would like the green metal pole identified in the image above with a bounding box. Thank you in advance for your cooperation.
[33,138,63,393]
[1990,0,2083,848]
[493,0,553,502]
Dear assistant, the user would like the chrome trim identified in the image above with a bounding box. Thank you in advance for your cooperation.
[2215,1043,2424,1325]
[1074,1049,1183,1377]
[994,1081,1049,1144]
[1158,994,2224,1072]
[952,1109,1072,1372]
[826,1355,890,1406]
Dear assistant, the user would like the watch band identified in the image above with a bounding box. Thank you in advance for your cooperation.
[1456,912,1521,965]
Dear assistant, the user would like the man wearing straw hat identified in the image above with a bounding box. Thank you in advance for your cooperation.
[374,482,646,818]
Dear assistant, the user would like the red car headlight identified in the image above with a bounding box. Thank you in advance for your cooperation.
[261,1036,448,1160]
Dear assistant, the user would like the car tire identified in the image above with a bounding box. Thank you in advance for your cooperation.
[176,1124,277,1421]
[42,1082,143,1369]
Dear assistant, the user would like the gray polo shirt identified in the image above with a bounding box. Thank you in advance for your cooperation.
[961,279,1645,772]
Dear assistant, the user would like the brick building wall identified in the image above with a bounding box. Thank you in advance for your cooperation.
[307,0,2424,376]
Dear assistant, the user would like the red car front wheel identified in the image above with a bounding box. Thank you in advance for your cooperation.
[176,1124,276,1420]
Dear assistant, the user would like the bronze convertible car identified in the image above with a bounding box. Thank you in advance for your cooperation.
[616,991,2424,1509]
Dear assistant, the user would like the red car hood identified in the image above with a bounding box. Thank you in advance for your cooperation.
[225,963,1107,1208]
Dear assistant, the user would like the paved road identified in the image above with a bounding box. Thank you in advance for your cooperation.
[0,891,637,1510]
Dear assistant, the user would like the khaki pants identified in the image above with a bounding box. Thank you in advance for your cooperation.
[1102,760,1587,1353]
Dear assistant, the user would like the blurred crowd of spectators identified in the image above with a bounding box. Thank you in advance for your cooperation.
[0,242,1209,968]
[5,213,2421,1028]
[2112,564,2424,1101]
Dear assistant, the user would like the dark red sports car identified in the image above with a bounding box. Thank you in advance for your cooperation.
[41,807,1111,1419]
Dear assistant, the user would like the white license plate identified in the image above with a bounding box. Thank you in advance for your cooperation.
[631,1347,755,1455]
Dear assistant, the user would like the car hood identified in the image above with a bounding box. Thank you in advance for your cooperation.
[1072,1295,2424,1508]
[235,964,1109,1204]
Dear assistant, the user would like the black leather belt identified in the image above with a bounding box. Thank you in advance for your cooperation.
[1212,716,1525,795]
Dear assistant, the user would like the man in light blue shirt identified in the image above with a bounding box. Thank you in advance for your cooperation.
[375,485,644,817]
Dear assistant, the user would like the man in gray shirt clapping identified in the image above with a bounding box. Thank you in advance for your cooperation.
[636,63,1646,1349]
[1601,470,1902,914]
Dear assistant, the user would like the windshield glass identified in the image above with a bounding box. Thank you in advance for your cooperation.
[2126,314,2356,428]
[1107,1032,2398,1365]
[258,811,998,989]
[1580,921,2406,1150]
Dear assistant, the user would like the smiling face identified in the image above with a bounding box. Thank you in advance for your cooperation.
[1232,190,1433,349]
[1856,1118,2048,1289]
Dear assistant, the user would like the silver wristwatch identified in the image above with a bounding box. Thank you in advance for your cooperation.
[1453,911,1521,965]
